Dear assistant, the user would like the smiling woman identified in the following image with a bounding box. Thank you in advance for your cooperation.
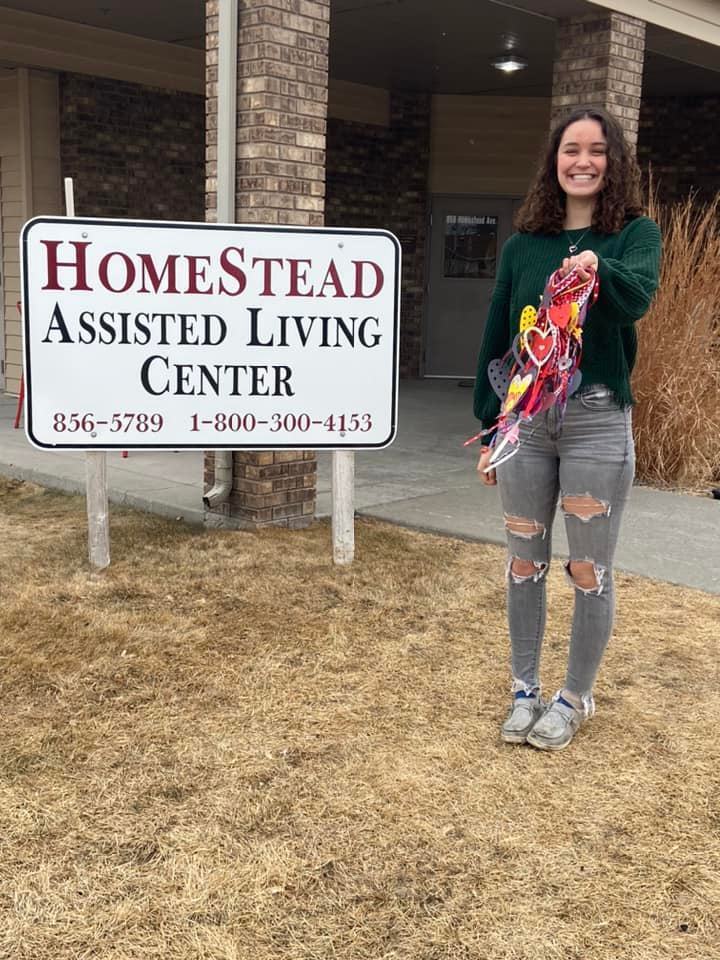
[556,121,608,204]
[472,105,662,752]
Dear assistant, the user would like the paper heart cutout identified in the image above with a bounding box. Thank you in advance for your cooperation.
[549,303,572,329]
[535,385,557,415]
[488,435,521,469]
[504,422,521,444]
[488,422,522,469]
[567,301,580,332]
[523,326,555,367]
[488,357,513,399]
[502,372,533,414]
[519,305,537,332]
[511,332,525,367]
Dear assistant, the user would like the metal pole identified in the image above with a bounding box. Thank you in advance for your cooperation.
[203,0,239,510]
[65,177,110,569]
[217,0,238,223]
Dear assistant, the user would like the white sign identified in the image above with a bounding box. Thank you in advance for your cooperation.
[20,217,400,450]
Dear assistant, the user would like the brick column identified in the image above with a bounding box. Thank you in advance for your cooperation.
[204,0,329,528]
[551,12,645,146]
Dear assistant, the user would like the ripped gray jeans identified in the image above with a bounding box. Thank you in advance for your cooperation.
[496,384,635,699]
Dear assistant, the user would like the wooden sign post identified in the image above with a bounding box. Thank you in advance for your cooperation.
[64,178,110,569]
[332,450,355,565]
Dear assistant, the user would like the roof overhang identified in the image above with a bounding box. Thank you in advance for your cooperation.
[0,1,717,97]
[587,0,720,47]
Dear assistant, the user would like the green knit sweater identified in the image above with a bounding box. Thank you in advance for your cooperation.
[473,215,662,425]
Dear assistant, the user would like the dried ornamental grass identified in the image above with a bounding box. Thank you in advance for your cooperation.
[0,479,719,960]
[633,194,720,488]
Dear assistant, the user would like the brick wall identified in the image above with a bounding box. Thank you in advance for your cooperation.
[59,73,204,220]
[204,0,330,528]
[326,91,430,378]
[206,0,329,228]
[551,13,645,145]
[202,449,317,526]
[638,96,720,204]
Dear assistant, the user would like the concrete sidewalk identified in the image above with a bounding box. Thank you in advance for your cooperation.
[1,382,718,593]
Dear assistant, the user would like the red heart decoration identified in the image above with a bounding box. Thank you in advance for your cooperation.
[549,303,572,328]
[528,330,553,360]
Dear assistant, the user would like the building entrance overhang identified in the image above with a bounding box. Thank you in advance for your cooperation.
[0,0,718,96]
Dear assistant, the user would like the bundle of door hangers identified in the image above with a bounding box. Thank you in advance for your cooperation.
[467,263,600,470]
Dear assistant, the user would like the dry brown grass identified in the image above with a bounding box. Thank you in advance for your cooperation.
[1,477,719,960]
[633,193,720,489]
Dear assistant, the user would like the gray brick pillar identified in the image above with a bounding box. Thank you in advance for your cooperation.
[551,12,645,145]
[204,0,329,528]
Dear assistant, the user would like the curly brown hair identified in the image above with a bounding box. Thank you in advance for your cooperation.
[514,106,644,235]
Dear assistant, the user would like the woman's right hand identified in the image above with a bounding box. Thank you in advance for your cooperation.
[477,446,497,486]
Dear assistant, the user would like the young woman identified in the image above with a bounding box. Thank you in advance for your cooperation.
[474,106,661,751]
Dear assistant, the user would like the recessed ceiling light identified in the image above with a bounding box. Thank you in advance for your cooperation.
[491,54,528,73]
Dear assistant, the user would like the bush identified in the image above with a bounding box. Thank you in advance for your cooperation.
[632,194,720,488]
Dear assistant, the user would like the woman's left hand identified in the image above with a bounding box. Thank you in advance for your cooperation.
[559,250,599,281]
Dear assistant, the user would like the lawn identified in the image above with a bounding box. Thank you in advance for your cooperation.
[0,478,718,960]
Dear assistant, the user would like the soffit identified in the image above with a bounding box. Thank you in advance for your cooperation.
[0,0,718,95]
[587,0,720,46]
[0,0,205,46]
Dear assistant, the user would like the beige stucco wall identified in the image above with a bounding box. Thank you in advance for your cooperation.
[0,70,22,394]
[429,95,551,197]
[0,68,61,395]
[328,79,390,126]
[326,87,552,195]
[29,71,61,224]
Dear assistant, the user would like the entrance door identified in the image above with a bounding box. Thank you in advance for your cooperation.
[424,196,515,378]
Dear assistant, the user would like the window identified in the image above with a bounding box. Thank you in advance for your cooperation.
[443,215,498,279]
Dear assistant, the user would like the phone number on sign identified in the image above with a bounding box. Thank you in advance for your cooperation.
[52,412,164,433]
[189,413,373,433]
[50,412,374,434]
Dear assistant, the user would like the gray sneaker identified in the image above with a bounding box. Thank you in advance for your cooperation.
[501,689,545,744]
[526,692,595,751]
